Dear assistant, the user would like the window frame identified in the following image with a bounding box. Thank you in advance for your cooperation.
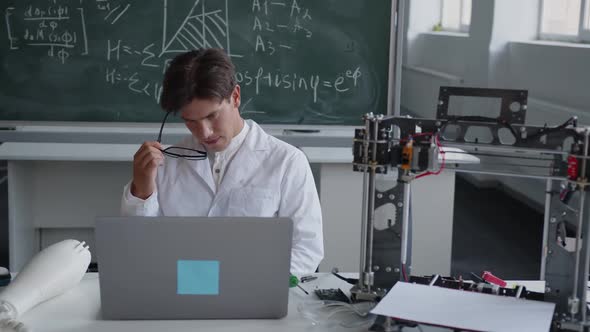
[439,0,471,33]
[581,0,590,41]
[539,0,590,43]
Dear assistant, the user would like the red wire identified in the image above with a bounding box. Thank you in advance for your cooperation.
[399,134,444,284]
[415,134,446,179]
[397,132,446,179]
[402,264,408,282]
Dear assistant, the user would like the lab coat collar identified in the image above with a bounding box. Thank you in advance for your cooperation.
[187,119,269,194]
[216,120,268,192]
[241,119,270,152]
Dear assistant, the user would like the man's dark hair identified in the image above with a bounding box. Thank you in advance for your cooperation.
[160,48,236,113]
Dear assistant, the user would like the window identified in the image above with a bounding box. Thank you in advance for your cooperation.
[540,0,590,42]
[439,0,472,33]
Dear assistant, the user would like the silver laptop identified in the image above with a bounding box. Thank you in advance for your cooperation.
[95,216,293,320]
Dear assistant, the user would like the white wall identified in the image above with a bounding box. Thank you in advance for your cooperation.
[404,0,442,68]
[507,43,590,116]
[402,0,494,119]
[402,0,590,209]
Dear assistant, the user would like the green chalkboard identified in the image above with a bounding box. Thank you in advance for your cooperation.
[0,0,391,124]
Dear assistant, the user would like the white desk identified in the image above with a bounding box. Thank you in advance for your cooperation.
[0,141,478,276]
[17,273,447,332]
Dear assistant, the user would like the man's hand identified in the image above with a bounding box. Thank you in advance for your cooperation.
[131,141,164,199]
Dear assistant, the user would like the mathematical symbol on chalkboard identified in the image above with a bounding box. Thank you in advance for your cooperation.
[57,48,70,64]
[104,3,130,25]
[322,81,333,88]
[105,68,124,84]
[5,7,19,50]
[142,83,151,96]
[107,39,121,61]
[123,46,132,54]
[160,0,234,57]
[97,2,110,11]
[345,41,355,52]
[302,8,312,20]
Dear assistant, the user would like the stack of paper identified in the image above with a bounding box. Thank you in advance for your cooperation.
[371,282,555,332]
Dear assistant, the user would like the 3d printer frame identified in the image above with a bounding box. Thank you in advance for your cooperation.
[352,87,589,331]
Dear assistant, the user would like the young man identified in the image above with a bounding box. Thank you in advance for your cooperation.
[120,48,324,273]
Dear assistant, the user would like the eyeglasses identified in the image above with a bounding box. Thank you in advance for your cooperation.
[157,112,208,161]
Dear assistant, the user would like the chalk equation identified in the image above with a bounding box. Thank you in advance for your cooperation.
[105,64,361,107]
[236,66,362,103]
[251,0,313,56]
[5,2,91,64]
[98,0,362,106]
[4,0,134,64]
[105,67,163,103]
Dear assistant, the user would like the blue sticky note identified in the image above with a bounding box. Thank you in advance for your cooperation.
[177,260,220,295]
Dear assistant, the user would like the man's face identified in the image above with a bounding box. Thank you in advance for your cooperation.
[180,85,242,153]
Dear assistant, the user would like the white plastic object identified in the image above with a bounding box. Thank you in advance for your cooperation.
[0,239,91,319]
[0,318,29,332]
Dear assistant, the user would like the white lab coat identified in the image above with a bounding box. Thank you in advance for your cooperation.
[121,120,324,273]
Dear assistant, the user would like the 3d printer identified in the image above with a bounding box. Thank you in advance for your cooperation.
[352,87,589,331]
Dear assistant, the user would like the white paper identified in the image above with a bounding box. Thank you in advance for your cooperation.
[371,282,555,332]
